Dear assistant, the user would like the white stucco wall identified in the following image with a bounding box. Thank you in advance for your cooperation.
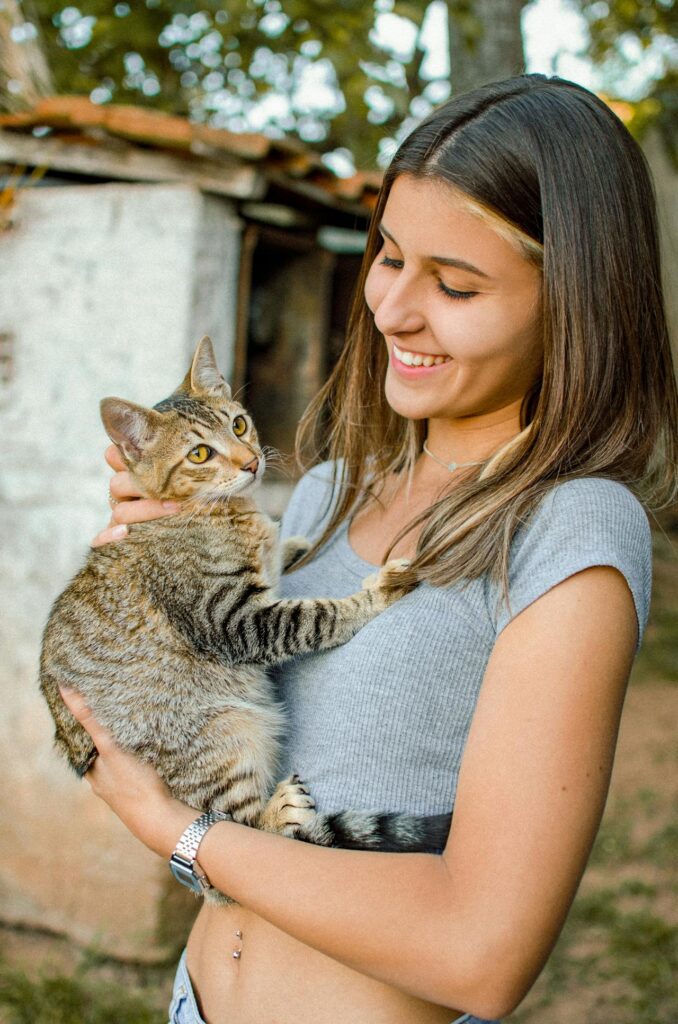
[0,182,242,957]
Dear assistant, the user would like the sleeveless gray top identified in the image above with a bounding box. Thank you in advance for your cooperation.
[273,463,653,817]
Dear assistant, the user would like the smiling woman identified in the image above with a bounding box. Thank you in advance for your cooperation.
[67,74,678,1024]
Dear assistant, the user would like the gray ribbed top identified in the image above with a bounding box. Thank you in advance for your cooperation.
[273,463,653,817]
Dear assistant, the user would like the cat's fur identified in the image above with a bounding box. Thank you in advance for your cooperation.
[40,338,451,900]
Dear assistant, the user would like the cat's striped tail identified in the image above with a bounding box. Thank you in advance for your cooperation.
[298,810,452,855]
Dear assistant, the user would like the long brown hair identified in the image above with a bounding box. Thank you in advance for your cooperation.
[292,74,678,598]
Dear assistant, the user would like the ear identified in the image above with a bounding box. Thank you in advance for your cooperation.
[188,336,231,397]
[100,398,164,463]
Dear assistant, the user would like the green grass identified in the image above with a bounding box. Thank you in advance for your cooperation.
[0,961,165,1024]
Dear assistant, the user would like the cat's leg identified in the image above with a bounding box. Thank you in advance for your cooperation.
[225,558,414,667]
[158,703,283,828]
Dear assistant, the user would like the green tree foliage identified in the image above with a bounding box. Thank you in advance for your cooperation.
[5,1,675,166]
[576,0,677,161]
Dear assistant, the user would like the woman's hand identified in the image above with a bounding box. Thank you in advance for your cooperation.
[91,445,179,548]
[59,687,196,858]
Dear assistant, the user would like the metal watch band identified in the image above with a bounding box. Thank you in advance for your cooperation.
[174,810,232,864]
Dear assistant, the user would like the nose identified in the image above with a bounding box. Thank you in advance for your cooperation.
[371,272,426,339]
[242,456,259,475]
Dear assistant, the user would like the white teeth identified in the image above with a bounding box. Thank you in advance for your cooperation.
[393,343,450,367]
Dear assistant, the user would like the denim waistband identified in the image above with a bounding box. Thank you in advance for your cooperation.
[168,949,207,1024]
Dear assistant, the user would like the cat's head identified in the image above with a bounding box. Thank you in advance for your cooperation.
[100,337,265,504]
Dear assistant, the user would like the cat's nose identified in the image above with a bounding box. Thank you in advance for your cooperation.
[242,456,259,475]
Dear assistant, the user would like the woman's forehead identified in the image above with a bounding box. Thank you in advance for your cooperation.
[381,175,542,276]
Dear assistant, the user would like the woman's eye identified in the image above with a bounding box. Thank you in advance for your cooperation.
[437,282,477,301]
[232,415,247,437]
[187,445,214,464]
[380,253,475,301]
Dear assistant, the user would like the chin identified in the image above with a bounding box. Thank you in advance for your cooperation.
[384,381,442,421]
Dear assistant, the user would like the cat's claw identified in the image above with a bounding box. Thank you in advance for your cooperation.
[259,774,317,835]
[362,557,414,604]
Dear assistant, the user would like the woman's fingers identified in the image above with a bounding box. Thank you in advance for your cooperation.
[90,497,179,547]
[105,444,126,472]
[111,498,179,525]
[109,470,143,503]
[92,456,180,547]
[91,523,129,548]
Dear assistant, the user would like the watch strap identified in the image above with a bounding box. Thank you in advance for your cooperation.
[174,810,231,863]
[170,810,232,892]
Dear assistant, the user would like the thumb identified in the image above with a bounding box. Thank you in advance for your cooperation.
[59,687,114,751]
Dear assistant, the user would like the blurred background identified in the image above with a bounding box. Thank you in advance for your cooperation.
[0,2,676,1021]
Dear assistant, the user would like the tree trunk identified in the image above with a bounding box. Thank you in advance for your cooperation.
[447,0,527,96]
[0,0,53,112]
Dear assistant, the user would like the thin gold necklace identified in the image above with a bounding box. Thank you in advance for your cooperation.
[422,439,488,473]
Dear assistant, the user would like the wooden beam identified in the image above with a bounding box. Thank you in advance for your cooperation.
[0,130,267,199]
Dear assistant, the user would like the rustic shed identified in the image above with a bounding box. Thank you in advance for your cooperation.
[0,97,379,960]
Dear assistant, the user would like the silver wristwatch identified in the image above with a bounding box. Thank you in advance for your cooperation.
[169,810,232,894]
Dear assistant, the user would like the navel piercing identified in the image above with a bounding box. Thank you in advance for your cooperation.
[232,929,243,959]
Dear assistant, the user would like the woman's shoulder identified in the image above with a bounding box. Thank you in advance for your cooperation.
[492,476,653,653]
[531,476,651,546]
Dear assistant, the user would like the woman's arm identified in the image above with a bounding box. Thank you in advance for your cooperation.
[63,562,637,1020]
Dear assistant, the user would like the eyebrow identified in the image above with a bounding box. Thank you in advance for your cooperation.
[378,223,492,280]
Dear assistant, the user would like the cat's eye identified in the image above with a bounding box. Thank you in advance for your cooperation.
[232,415,247,437]
[187,445,214,464]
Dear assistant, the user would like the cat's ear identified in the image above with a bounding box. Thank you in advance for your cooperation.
[188,336,232,398]
[100,398,164,463]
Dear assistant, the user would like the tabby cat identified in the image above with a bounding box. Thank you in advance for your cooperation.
[40,337,451,900]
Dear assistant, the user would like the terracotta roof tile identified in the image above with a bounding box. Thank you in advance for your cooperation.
[0,95,383,209]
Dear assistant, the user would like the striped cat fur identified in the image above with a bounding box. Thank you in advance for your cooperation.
[40,337,451,901]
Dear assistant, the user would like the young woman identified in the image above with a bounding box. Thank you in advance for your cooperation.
[62,74,678,1024]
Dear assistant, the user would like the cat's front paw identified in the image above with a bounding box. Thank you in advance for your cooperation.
[362,558,415,605]
[259,774,316,836]
[280,536,312,572]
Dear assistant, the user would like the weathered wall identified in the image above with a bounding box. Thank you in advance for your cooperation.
[0,183,244,958]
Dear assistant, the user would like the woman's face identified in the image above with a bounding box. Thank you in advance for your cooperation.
[364,174,543,423]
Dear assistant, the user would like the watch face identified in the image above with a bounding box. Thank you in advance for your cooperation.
[170,857,203,894]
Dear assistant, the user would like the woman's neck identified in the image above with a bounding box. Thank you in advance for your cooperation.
[425,398,524,467]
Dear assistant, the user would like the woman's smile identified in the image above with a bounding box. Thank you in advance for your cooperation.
[390,342,453,377]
